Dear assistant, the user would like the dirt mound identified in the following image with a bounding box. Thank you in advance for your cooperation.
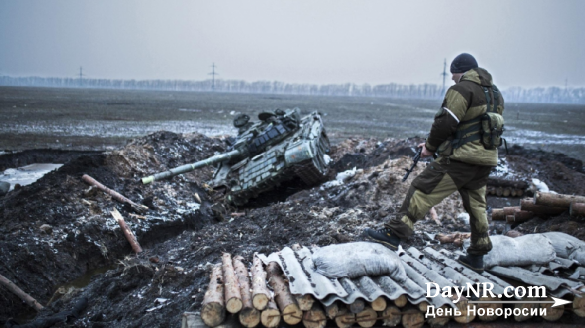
[0,132,224,325]
[1,132,584,327]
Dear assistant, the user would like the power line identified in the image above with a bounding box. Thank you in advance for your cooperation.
[209,63,219,91]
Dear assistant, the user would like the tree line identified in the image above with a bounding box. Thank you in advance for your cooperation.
[0,75,583,104]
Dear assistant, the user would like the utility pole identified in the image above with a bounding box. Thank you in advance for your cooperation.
[209,63,219,91]
[440,58,448,96]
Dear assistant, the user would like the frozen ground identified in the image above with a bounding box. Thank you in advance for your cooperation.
[2,86,584,162]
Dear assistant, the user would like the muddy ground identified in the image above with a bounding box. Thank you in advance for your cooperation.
[1,128,584,327]
[2,87,585,162]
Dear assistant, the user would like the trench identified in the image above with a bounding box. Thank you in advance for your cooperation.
[0,149,222,326]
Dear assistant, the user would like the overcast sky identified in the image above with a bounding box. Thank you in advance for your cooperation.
[1,0,583,88]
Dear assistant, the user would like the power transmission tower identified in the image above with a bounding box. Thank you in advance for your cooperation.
[440,58,448,95]
[78,66,85,87]
[209,63,219,91]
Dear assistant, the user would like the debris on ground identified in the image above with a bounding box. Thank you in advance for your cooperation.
[0,131,584,327]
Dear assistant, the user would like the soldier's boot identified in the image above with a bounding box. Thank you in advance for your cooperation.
[458,254,484,273]
[363,227,400,250]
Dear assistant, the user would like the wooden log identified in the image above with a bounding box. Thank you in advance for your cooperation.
[516,189,524,197]
[296,294,315,311]
[111,208,143,253]
[201,264,226,327]
[233,256,259,328]
[380,305,401,327]
[302,302,327,328]
[417,301,428,313]
[515,209,535,221]
[436,232,471,245]
[0,273,44,311]
[487,177,528,189]
[570,202,585,217]
[348,299,366,314]
[371,296,387,312]
[534,191,585,209]
[182,312,239,328]
[506,210,534,224]
[541,296,564,321]
[520,198,566,216]
[491,208,505,221]
[476,296,501,322]
[335,307,355,328]
[266,262,302,325]
[251,256,270,311]
[503,206,520,216]
[82,174,148,213]
[401,307,424,328]
[496,187,503,197]
[260,299,280,328]
[493,206,521,221]
[510,189,517,197]
[215,315,238,328]
[325,301,340,320]
[222,253,243,314]
[488,186,496,195]
[355,306,377,328]
[573,294,585,317]
[503,188,511,197]
[426,305,450,327]
[181,312,201,328]
[453,297,475,323]
[393,294,408,307]
[514,298,538,322]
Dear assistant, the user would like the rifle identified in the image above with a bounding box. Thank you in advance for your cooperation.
[402,147,423,182]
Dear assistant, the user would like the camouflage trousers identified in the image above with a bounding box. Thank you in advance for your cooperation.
[386,157,493,255]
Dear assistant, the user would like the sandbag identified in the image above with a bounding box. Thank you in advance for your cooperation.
[312,242,407,282]
[543,232,585,265]
[465,234,555,269]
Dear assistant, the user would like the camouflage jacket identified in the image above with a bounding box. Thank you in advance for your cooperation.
[425,67,505,166]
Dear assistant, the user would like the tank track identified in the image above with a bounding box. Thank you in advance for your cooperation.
[295,159,327,185]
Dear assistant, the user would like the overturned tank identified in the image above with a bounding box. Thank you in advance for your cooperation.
[142,108,331,206]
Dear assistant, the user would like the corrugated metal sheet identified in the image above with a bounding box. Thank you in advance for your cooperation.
[258,243,584,308]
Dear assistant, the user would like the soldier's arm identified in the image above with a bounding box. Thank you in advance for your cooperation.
[425,87,469,152]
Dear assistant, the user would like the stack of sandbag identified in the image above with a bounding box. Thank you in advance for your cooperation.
[464,232,585,268]
[464,234,556,269]
[312,242,407,282]
[542,232,585,265]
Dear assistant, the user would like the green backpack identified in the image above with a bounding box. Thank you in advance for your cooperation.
[452,85,506,151]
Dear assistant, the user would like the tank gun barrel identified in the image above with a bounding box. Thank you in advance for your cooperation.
[141,149,241,184]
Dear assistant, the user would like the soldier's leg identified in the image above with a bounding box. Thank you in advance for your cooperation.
[459,186,492,255]
[386,166,458,240]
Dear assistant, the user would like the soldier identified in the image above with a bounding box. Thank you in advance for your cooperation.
[364,53,505,273]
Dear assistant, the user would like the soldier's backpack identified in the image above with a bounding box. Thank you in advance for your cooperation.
[452,85,506,151]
